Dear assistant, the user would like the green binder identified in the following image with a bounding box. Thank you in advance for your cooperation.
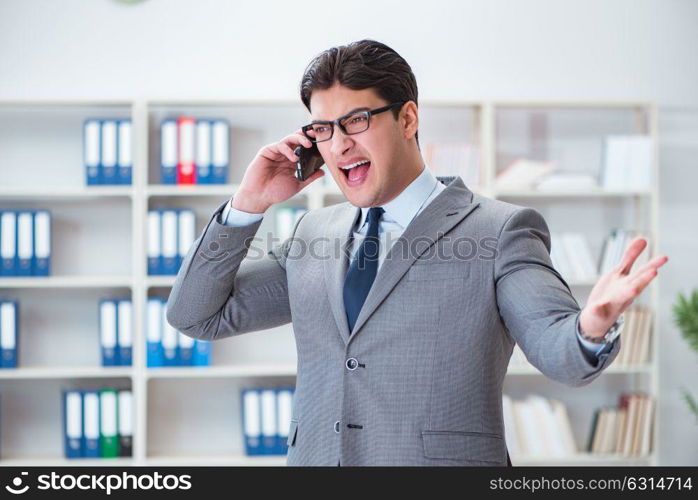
[99,389,120,458]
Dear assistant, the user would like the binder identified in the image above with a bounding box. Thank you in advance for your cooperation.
[99,300,118,366]
[1,211,17,276]
[211,120,229,184]
[16,211,33,277]
[99,389,119,458]
[177,332,194,365]
[147,210,162,276]
[242,388,263,455]
[63,391,84,459]
[117,299,132,366]
[276,387,294,455]
[101,120,118,185]
[117,119,133,185]
[192,339,211,366]
[260,389,277,455]
[161,304,179,366]
[177,117,196,184]
[118,390,133,457]
[177,209,195,272]
[146,298,164,367]
[83,391,101,458]
[0,301,18,368]
[195,120,212,184]
[84,119,102,185]
[33,210,51,276]
[161,210,178,275]
[161,119,177,184]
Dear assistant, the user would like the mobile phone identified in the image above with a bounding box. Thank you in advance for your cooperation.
[294,144,325,182]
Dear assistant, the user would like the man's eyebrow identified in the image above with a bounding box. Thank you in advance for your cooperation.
[311,106,371,123]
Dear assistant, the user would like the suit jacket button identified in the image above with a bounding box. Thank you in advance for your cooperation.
[334,420,341,433]
[345,357,358,371]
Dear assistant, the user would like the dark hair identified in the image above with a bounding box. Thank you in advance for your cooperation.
[300,39,419,144]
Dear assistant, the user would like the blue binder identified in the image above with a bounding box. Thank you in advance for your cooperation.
[82,391,101,458]
[16,211,33,277]
[1,211,17,276]
[161,303,179,366]
[177,332,194,366]
[32,210,51,276]
[192,339,211,366]
[101,120,118,185]
[195,120,212,184]
[147,298,164,367]
[99,299,119,366]
[84,119,102,185]
[276,387,294,455]
[0,301,18,368]
[147,210,162,276]
[242,388,263,455]
[117,299,132,366]
[161,119,177,184]
[117,119,133,185]
[161,210,179,275]
[176,209,195,274]
[63,391,84,458]
[211,119,229,184]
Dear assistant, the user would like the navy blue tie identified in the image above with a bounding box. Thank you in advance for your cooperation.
[343,207,385,333]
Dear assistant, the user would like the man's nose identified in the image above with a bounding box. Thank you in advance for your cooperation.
[329,127,353,157]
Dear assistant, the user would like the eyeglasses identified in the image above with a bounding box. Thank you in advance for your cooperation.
[301,102,405,143]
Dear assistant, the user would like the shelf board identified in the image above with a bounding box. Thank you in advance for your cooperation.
[0,456,135,466]
[0,276,132,288]
[511,452,654,465]
[494,189,651,198]
[0,186,133,200]
[146,364,297,379]
[146,184,240,198]
[506,364,652,376]
[146,453,287,466]
[146,276,177,288]
[0,366,133,379]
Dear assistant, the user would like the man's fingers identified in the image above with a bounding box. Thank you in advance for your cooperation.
[628,254,668,281]
[616,237,647,275]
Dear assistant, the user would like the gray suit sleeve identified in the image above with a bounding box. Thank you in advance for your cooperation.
[494,207,621,387]
[166,200,303,340]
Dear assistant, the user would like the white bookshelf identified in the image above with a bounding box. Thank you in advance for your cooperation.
[0,99,659,466]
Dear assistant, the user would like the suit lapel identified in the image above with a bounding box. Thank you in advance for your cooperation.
[323,202,361,344]
[347,176,480,342]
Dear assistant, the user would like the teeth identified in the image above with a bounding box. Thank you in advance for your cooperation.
[340,160,370,170]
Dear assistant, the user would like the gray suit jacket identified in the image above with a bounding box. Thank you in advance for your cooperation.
[166,176,620,466]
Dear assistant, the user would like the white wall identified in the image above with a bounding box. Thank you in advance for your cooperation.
[1,0,696,465]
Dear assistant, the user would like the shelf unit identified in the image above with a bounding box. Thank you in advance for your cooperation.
[0,99,659,466]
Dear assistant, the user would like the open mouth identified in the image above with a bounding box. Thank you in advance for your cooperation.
[339,160,371,185]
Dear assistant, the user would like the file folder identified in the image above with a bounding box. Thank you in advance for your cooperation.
[161,305,179,366]
[83,391,101,458]
[16,211,33,277]
[63,391,84,458]
[101,120,118,184]
[99,389,119,458]
[260,389,277,455]
[161,210,178,275]
[33,210,51,276]
[84,119,102,185]
[118,390,133,457]
[177,117,196,184]
[195,120,212,184]
[117,299,132,366]
[276,387,294,455]
[177,209,195,272]
[147,210,162,275]
[117,119,133,185]
[177,332,194,365]
[0,211,16,276]
[212,120,229,184]
[99,300,118,366]
[147,298,164,367]
[242,389,263,455]
[0,301,18,368]
[161,119,177,184]
[192,339,211,366]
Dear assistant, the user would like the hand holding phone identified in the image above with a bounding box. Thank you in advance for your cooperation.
[294,143,325,182]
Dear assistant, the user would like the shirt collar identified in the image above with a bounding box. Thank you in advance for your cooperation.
[357,166,440,230]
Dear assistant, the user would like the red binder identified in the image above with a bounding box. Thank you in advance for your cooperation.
[177,117,196,184]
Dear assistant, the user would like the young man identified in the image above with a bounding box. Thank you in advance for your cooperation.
[166,40,668,466]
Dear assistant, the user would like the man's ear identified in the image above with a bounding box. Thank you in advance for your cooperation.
[400,101,419,140]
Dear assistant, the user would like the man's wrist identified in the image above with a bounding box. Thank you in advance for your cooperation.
[230,190,269,214]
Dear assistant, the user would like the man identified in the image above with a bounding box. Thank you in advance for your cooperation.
[166,40,668,466]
